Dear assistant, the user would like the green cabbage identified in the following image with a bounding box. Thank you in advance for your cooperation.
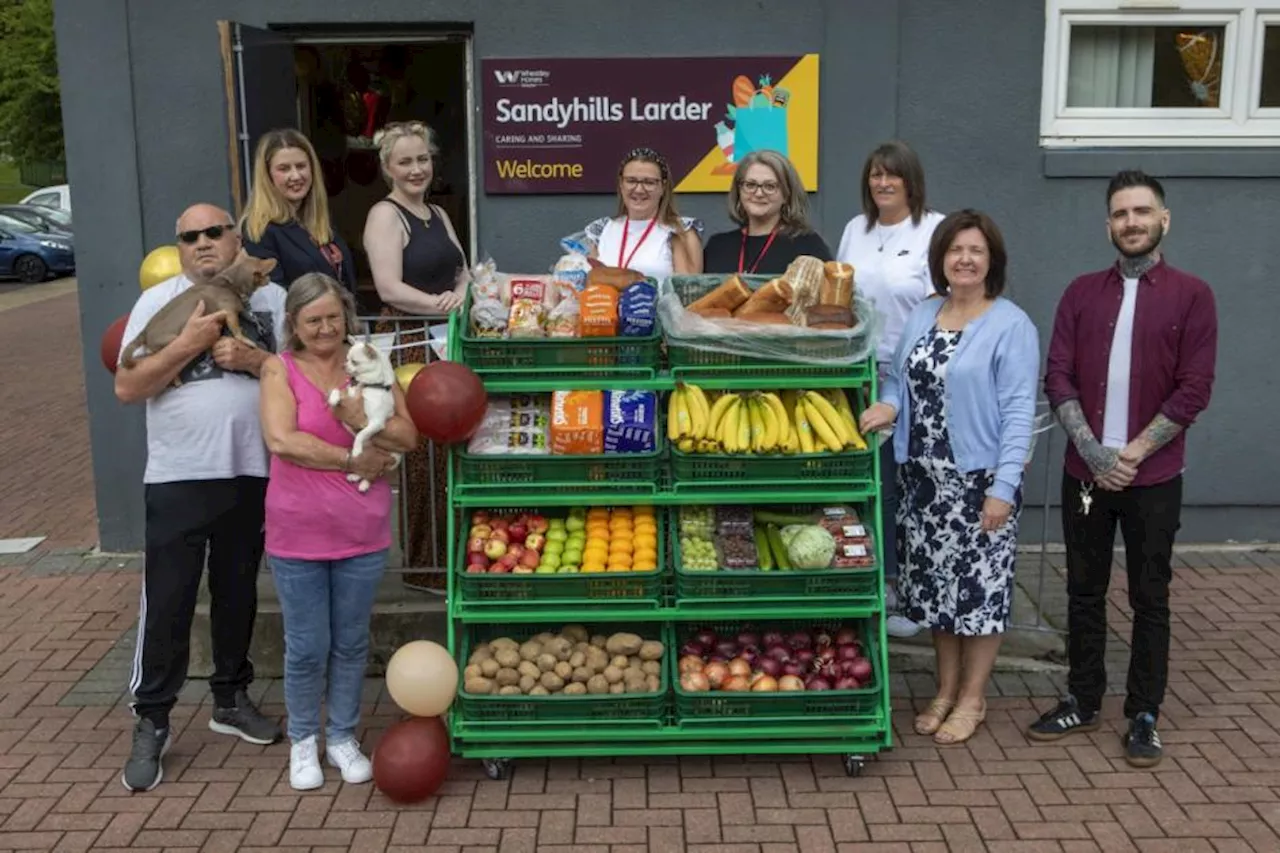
[780,524,836,569]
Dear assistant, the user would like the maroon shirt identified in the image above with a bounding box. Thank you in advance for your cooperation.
[1043,259,1217,487]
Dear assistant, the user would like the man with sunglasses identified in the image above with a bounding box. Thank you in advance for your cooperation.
[115,203,287,792]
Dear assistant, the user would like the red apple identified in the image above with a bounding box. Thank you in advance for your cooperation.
[512,565,535,575]
[483,539,507,560]
[490,518,509,532]
[470,524,492,540]
[499,551,520,569]
[466,551,488,567]
[524,532,546,552]
[466,536,486,554]
[527,514,549,534]
[465,563,486,574]
[506,543,525,561]
[489,561,512,574]
[488,528,509,545]
[519,549,540,569]
[508,522,528,543]
[470,511,491,526]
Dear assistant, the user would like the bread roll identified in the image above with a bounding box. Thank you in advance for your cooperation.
[687,275,751,315]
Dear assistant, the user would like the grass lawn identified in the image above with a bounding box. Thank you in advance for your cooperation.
[0,160,34,204]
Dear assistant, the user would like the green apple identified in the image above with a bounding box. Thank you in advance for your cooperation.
[534,563,557,574]
[540,553,561,569]
[546,527,568,542]
[559,563,579,573]
[544,540,564,555]
[565,516,585,533]
[565,532,586,548]
[561,548,582,565]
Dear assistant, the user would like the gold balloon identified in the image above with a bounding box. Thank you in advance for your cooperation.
[395,362,426,393]
[139,246,183,291]
[385,640,458,718]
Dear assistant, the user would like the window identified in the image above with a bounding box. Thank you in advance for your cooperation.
[29,193,59,208]
[1041,1,1280,147]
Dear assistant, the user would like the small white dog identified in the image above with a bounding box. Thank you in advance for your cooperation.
[329,337,402,493]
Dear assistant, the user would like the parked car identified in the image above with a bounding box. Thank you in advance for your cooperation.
[0,204,72,235]
[0,213,75,283]
[19,184,71,215]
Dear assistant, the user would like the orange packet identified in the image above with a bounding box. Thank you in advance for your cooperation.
[550,390,604,454]
[578,284,619,337]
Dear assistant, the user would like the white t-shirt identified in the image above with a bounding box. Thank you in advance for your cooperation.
[594,216,678,281]
[1102,277,1140,449]
[119,273,288,484]
[836,211,945,366]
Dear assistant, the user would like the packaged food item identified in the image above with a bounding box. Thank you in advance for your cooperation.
[806,305,855,328]
[733,277,793,316]
[545,295,580,338]
[782,256,826,326]
[687,275,750,316]
[714,532,759,570]
[506,279,548,338]
[550,390,604,454]
[821,261,855,307]
[552,233,593,295]
[465,395,550,455]
[617,280,657,337]
[817,505,876,568]
[470,297,509,338]
[468,255,501,303]
[678,505,714,539]
[603,390,657,453]
[714,505,754,537]
[579,284,619,337]
[587,265,645,290]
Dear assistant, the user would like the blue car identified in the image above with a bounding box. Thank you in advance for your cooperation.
[0,213,75,283]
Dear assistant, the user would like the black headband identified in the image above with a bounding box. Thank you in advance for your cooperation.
[620,147,670,182]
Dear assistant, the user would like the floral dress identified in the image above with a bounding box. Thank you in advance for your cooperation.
[896,327,1020,636]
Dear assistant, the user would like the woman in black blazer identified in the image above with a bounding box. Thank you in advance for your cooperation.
[241,129,356,292]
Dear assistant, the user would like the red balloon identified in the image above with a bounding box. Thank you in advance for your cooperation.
[101,315,129,374]
[372,715,451,804]
[405,361,488,444]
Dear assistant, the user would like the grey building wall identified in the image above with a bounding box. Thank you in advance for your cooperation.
[53,0,1273,551]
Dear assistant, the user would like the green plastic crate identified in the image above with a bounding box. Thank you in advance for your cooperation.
[670,446,873,486]
[455,507,666,604]
[456,621,670,722]
[670,619,882,721]
[672,503,879,600]
[458,289,661,377]
[665,274,872,374]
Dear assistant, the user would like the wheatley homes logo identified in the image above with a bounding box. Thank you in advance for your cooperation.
[492,68,550,88]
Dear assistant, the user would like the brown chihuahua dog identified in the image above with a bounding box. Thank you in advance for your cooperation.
[120,252,277,372]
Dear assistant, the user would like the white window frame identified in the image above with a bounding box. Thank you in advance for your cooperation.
[1040,0,1280,147]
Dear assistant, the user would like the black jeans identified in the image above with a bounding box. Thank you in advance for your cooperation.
[130,477,267,728]
[1062,471,1182,720]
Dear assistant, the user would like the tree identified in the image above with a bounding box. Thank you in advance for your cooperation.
[0,0,64,163]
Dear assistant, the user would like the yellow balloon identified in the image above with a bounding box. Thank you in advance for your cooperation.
[139,245,183,291]
[385,640,458,718]
[395,362,426,393]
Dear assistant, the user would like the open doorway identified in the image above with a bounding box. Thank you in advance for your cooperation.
[221,25,475,313]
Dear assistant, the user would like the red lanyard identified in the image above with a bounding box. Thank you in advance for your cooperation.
[738,227,779,274]
[618,217,658,269]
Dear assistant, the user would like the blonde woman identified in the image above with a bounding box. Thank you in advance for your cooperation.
[242,129,356,291]
[703,150,831,275]
[585,147,703,278]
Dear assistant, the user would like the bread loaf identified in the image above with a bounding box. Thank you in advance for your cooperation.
[782,256,826,325]
[690,306,733,319]
[735,311,792,325]
[806,305,855,328]
[687,275,751,315]
[587,265,646,290]
[733,277,793,316]
[820,261,854,307]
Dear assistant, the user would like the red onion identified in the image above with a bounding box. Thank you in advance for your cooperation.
[715,640,739,660]
[805,675,832,691]
[694,629,717,649]
[762,630,785,648]
[816,647,837,665]
[850,658,873,682]
[834,676,860,690]
[814,629,833,648]
[819,661,839,681]
[765,643,792,663]
[836,644,861,662]
[787,631,813,650]
[757,657,783,678]
[793,648,816,666]
[680,641,706,658]
[834,626,858,646]
[737,631,760,649]
[708,654,729,663]
[838,659,861,678]
[782,661,807,677]
[740,648,759,667]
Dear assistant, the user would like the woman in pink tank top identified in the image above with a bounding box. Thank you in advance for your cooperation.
[259,273,419,792]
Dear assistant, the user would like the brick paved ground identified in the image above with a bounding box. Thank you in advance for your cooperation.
[0,547,1275,852]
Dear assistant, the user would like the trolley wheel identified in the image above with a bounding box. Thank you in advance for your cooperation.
[842,754,867,777]
[482,758,512,780]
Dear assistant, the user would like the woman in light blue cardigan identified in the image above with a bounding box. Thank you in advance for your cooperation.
[860,209,1039,746]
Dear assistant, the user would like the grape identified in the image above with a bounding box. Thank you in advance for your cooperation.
[681,532,719,571]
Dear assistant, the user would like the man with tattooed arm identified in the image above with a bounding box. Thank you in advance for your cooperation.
[1027,170,1217,768]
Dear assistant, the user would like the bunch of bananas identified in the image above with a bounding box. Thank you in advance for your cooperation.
[668,384,868,455]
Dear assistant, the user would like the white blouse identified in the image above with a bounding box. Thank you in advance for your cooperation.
[586,215,704,281]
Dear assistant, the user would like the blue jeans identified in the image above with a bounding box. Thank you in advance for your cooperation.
[269,550,387,744]
[879,439,901,583]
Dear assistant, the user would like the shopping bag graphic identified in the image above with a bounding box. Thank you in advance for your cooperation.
[733,105,789,159]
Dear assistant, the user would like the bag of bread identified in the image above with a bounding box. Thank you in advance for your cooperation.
[579,284,619,337]
[506,279,548,338]
[545,294,580,338]
[550,390,604,454]
[782,256,826,325]
[820,261,855,307]
[587,265,646,290]
[618,280,657,337]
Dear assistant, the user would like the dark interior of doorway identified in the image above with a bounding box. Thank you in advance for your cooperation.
[293,40,470,314]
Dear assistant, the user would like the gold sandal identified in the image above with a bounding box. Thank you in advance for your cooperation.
[914,699,956,735]
[934,703,986,746]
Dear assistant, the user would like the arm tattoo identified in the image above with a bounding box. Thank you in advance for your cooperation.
[1136,413,1184,455]
[1054,400,1118,476]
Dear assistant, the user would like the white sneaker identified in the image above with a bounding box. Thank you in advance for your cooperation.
[326,739,373,784]
[290,736,324,791]
[884,584,901,612]
[886,614,925,638]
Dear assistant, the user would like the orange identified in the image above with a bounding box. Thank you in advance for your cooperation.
[633,547,657,564]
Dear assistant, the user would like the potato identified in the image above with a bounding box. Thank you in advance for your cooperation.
[544,637,574,662]
[496,685,520,696]
[561,624,589,644]
[609,682,626,694]
[611,655,630,671]
[517,661,541,680]
[519,674,538,693]
[590,634,608,649]
[628,656,643,670]
[563,682,587,695]
[468,647,493,665]
[606,632,644,657]
[638,641,665,661]
[479,659,500,678]
[534,632,556,645]
[624,665,646,683]
[536,653,558,673]
[529,685,550,696]
[554,661,573,680]
[585,647,610,673]
[464,677,495,694]
[623,674,648,694]
[463,664,483,681]
[641,661,661,676]
[586,675,610,695]
[489,637,518,651]
[518,641,543,662]
[645,674,661,692]
[495,667,520,687]
[494,648,521,669]
[571,666,594,684]
[603,664,625,684]
[539,672,565,691]
[573,642,590,655]
[568,651,586,669]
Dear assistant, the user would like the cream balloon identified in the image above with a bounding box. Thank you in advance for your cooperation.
[385,640,459,717]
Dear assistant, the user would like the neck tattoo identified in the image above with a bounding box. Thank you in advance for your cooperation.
[1120,253,1158,279]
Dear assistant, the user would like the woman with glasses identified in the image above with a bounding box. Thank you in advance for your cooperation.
[702,150,831,275]
[584,147,703,278]
[242,129,357,292]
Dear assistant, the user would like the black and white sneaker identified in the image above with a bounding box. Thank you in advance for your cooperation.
[209,690,282,745]
[1026,696,1101,741]
[121,718,171,792]
[1123,712,1163,768]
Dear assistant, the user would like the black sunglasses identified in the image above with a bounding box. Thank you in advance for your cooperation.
[177,224,235,244]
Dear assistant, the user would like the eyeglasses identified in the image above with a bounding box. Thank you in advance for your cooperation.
[177,224,235,244]
[623,177,662,190]
[741,180,780,196]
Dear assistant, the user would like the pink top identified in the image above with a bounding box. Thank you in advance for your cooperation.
[265,352,393,560]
